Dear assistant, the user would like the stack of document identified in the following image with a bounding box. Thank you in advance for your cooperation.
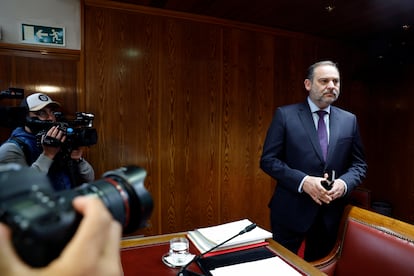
[209,256,302,276]
[187,219,272,257]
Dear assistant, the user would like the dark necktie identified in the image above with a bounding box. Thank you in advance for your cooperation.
[316,110,328,160]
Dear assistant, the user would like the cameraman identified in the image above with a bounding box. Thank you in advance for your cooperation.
[0,93,94,190]
[0,195,123,276]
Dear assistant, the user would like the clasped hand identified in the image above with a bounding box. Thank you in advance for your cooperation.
[303,175,345,205]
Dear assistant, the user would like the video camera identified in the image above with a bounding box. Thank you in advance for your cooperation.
[56,112,98,148]
[0,163,154,267]
[0,88,26,128]
[29,111,98,149]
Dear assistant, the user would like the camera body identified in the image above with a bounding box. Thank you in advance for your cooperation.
[0,164,154,267]
[55,112,98,148]
[29,111,98,149]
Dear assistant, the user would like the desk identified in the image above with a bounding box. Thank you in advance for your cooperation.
[121,232,325,276]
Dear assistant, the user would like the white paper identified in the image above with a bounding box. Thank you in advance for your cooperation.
[196,219,272,246]
[210,256,302,276]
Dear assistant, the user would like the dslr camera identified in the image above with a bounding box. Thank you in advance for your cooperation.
[0,163,154,267]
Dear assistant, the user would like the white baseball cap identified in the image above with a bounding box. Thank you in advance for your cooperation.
[24,93,60,111]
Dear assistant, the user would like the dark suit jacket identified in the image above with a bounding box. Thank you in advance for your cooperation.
[260,101,367,233]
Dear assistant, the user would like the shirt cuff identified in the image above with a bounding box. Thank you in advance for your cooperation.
[298,175,308,193]
[340,179,348,196]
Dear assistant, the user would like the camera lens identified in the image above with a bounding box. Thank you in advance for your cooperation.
[0,164,153,267]
[74,165,153,233]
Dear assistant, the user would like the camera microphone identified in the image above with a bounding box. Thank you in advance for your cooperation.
[177,223,257,276]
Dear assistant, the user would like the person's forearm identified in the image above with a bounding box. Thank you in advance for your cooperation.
[31,153,53,173]
[78,160,95,182]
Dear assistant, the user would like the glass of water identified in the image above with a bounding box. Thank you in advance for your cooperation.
[169,237,189,264]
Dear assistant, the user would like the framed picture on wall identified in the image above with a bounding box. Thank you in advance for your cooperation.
[20,23,65,47]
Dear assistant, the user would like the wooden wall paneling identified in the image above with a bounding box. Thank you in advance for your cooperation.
[0,54,13,90]
[364,69,414,224]
[399,66,414,224]
[13,56,79,115]
[220,28,276,230]
[85,6,116,172]
[0,54,14,142]
[158,18,222,233]
[272,37,310,108]
[0,45,79,142]
[84,6,162,235]
[249,33,278,229]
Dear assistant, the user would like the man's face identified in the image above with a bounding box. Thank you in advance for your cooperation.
[304,65,340,108]
[29,106,57,122]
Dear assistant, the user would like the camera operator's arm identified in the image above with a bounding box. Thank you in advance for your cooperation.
[71,148,95,182]
[0,143,54,174]
[0,126,64,173]
[0,196,123,276]
[29,126,66,174]
[0,143,28,166]
[41,126,65,159]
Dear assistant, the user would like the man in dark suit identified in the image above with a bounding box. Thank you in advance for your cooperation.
[260,60,367,261]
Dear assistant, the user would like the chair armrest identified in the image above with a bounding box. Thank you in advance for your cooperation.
[310,241,340,276]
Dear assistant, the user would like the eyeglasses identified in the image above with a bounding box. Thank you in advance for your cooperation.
[31,108,57,120]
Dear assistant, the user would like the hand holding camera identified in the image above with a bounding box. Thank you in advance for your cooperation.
[41,126,66,160]
[0,196,123,276]
[0,164,153,267]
